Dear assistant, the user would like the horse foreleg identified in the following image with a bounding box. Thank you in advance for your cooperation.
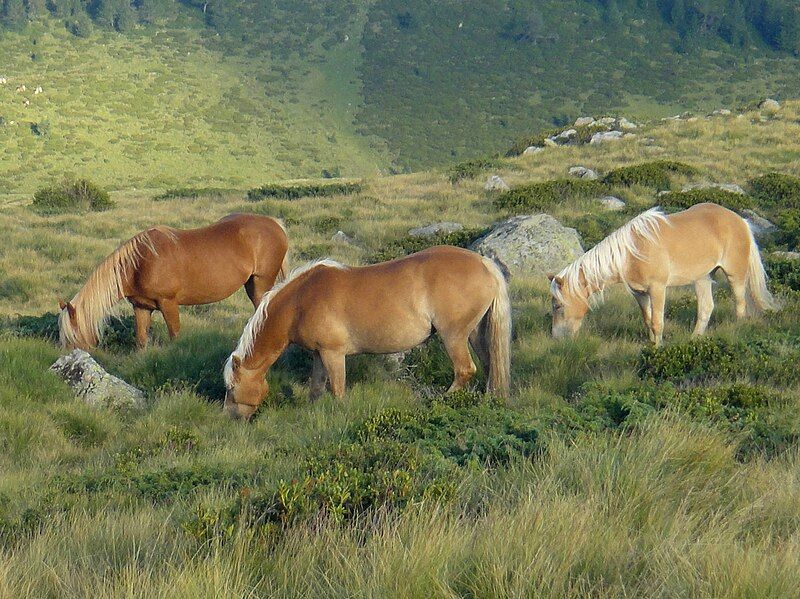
[442,335,477,393]
[309,351,328,400]
[649,286,666,346]
[319,350,346,399]
[727,275,748,320]
[693,277,714,336]
[158,299,181,340]
[133,305,153,349]
[633,290,654,342]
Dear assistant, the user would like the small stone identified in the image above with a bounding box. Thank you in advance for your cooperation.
[568,166,598,180]
[616,117,637,130]
[484,174,510,191]
[759,98,781,114]
[523,145,544,155]
[543,138,558,148]
[772,251,800,261]
[554,129,577,143]
[331,230,356,244]
[408,222,464,237]
[597,116,616,126]
[574,116,595,127]
[50,350,146,410]
[742,210,777,240]
[598,196,625,211]
[682,182,746,195]
[711,108,732,116]
[589,130,624,144]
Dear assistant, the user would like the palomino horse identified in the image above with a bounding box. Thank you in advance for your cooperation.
[223,246,511,420]
[549,203,779,345]
[59,213,288,350]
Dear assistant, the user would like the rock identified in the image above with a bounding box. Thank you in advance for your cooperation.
[589,130,624,144]
[332,230,357,245]
[616,117,637,130]
[568,166,598,180]
[523,145,544,155]
[759,98,781,114]
[470,214,584,277]
[552,129,577,144]
[711,108,732,116]
[597,196,625,211]
[50,350,146,410]
[742,210,777,240]
[408,222,464,237]
[484,175,510,191]
[772,251,800,261]
[543,138,558,148]
[574,116,595,127]
[597,116,616,126]
[681,182,746,195]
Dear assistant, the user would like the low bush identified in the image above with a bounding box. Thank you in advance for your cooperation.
[247,181,363,201]
[567,211,629,248]
[32,178,113,214]
[765,255,800,292]
[749,172,800,210]
[775,209,800,250]
[602,161,698,190]
[447,157,505,183]
[506,128,561,156]
[659,188,753,212]
[369,227,489,263]
[153,187,227,201]
[493,179,608,213]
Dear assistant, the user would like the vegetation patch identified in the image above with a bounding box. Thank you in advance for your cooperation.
[749,173,800,210]
[31,178,113,214]
[247,181,363,201]
[369,227,489,263]
[447,158,506,184]
[566,211,630,248]
[765,255,800,292]
[659,188,753,212]
[153,188,230,201]
[602,161,698,190]
[493,179,608,213]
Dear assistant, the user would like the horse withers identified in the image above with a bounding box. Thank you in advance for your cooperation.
[223,246,512,420]
[549,203,779,345]
[59,213,288,350]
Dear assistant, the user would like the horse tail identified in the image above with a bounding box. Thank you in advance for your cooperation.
[744,221,781,314]
[481,257,512,398]
[278,252,289,282]
[59,229,162,349]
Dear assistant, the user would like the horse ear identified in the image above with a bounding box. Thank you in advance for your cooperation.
[553,275,564,286]
[58,298,67,311]
[547,273,556,282]
[66,302,77,321]
[231,355,242,371]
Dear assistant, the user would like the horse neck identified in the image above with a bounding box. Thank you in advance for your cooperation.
[244,294,292,374]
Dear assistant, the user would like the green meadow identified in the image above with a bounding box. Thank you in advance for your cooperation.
[2,100,800,595]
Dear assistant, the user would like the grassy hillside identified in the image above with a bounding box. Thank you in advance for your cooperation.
[1,101,800,595]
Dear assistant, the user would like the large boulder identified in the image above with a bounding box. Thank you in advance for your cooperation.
[742,209,777,240]
[574,116,595,127]
[408,222,464,237]
[50,350,146,410]
[470,214,584,278]
[589,130,625,144]
[523,145,544,156]
[568,166,598,180]
[597,195,626,211]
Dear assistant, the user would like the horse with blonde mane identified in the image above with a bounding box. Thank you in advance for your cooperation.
[549,203,779,345]
[59,213,288,350]
[223,246,511,420]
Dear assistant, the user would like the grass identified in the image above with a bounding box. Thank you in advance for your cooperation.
[1,100,800,595]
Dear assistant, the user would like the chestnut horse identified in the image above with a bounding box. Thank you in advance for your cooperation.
[549,203,779,345]
[59,213,288,350]
[223,246,511,419]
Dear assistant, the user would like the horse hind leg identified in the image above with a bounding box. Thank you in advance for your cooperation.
[244,275,273,309]
[693,276,714,336]
[319,349,346,399]
[309,351,328,401]
[469,317,491,380]
[441,333,477,393]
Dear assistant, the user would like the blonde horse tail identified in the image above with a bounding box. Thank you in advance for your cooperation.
[744,222,781,313]
[482,257,512,398]
[278,252,289,282]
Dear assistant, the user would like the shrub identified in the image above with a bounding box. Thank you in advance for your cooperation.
[493,179,608,213]
[506,128,561,156]
[775,209,800,250]
[32,178,112,214]
[368,227,489,263]
[749,173,800,210]
[659,188,753,212]
[567,211,629,248]
[153,187,227,201]
[247,181,363,201]
[447,157,505,184]
[764,255,800,292]
[602,161,698,190]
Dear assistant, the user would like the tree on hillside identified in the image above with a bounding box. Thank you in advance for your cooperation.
[1,0,28,28]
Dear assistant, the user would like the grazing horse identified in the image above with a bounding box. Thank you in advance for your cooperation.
[59,213,288,350]
[223,246,511,420]
[549,203,779,345]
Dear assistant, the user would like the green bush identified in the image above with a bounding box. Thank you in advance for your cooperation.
[369,227,489,263]
[153,187,227,201]
[506,128,561,157]
[659,188,753,212]
[31,178,112,214]
[447,157,505,183]
[749,173,800,210]
[765,255,800,292]
[566,211,629,248]
[775,209,800,250]
[602,161,698,190]
[247,181,363,201]
[493,179,608,213]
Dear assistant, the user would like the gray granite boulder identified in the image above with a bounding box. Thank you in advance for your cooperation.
[759,98,781,114]
[484,175,510,191]
[470,214,584,278]
[50,350,146,410]
[569,166,598,180]
[523,145,545,156]
[408,222,464,237]
[682,182,746,195]
[574,116,595,127]
[597,196,626,211]
[589,130,624,144]
[742,210,777,240]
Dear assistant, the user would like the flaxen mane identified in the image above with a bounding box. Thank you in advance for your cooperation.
[59,227,175,347]
[224,258,345,386]
[552,207,668,306]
